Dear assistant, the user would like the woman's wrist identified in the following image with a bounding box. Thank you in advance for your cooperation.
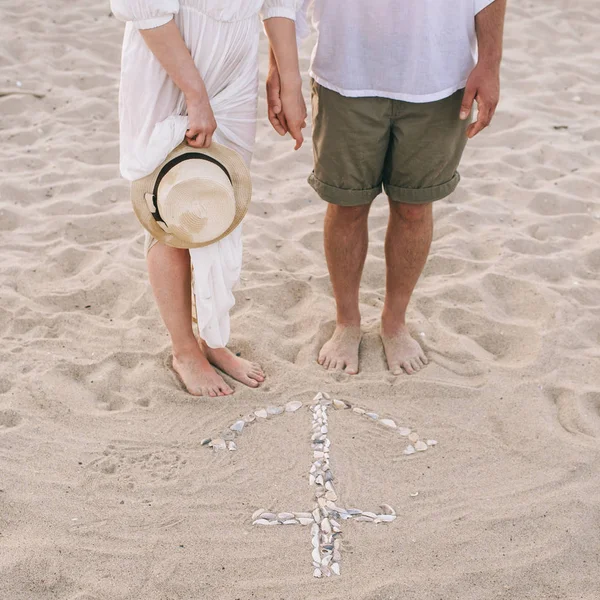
[279,71,302,91]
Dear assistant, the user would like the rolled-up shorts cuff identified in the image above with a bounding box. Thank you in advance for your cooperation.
[384,172,461,204]
[308,172,381,206]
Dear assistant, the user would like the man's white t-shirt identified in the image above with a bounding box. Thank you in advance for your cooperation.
[300,0,496,103]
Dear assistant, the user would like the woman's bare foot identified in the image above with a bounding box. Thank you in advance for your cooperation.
[318,324,361,374]
[203,343,265,389]
[381,323,428,375]
[172,345,234,397]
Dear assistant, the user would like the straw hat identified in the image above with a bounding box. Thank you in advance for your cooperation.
[130,142,251,249]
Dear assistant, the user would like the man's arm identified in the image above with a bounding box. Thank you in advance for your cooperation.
[460,0,507,138]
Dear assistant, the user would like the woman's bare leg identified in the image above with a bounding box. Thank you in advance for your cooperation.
[147,242,233,397]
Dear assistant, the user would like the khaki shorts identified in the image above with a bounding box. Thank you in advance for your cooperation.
[308,80,470,206]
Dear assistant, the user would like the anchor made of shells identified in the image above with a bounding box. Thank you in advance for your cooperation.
[202,392,437,578]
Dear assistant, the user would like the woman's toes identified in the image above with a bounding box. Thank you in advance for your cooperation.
[411,359,421,372]
[402,361,414,375]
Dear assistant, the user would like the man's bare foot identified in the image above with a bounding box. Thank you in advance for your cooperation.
[318,325,361,374]
[203,344,265,389]
[381,324,428,375]
[172,345,234,397]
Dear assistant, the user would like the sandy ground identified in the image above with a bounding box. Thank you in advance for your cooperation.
[1,1,599,598]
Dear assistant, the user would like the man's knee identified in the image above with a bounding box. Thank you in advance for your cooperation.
[389,200,432,223]
[327,202,371,225]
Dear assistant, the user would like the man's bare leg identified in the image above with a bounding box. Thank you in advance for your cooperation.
[147,243,234,397]
[318,203,371,374]
[381,200,432,375]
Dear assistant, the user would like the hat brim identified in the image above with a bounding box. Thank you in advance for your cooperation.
[130,142,252,249]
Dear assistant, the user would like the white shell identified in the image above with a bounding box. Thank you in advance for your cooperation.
[321,518,332,534]
[331,563,340,576]
[254,409,268,419]
[427,439,438,446]
[378,515,396,522]
[408,432,419,443]
[267,405,284,415]
[333,399,348,410]
[298,518,314,526]
[253,519,271,526]
[313,568,322,578]
[366,412,378,420]
[283,519,297,525]
[243,413,256,423]
[352,407,365,415]
[285,400,303,412]
[380,419,397,429]
[404,445,416,455]
[415,440,428,452]
[398,427,411,436]
[278,512,294,520]
[210,438,226,450]
[230,420,245,433]
[322,392,331,400]
[380,504,396,516]
[252,508,266,520]
[312,548,321,563]
[227,441,237,451]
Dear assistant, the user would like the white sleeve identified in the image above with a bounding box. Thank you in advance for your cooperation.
[110,0,179,30]
[261,0,303,22]
[474,0,496,14]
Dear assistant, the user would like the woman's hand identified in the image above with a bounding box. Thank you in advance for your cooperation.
[279,77,307,150]
[185,93,217,148]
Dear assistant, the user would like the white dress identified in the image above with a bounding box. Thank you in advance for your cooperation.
[111,0,301,348]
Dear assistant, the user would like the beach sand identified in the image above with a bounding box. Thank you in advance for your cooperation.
[1,1,599,598]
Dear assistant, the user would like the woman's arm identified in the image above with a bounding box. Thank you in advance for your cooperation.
[263,17,306,150]
[139,20,216,148]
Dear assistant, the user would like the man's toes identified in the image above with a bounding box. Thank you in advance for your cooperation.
[328,359,339,371]
[250,368,265,382]
[345,361,359,375]
[317,354,326,366]
[420,354,429,365]
[321,356,331,369]
[410,358,421,372]
[207,388,217,397]
[252,363,265,377]
[241,374,260,388]
[391,365,402,376]
[220,384,233,395]
[402,361,415,375]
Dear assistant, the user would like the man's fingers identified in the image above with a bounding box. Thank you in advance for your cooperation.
[288,122,304,150]
[466,100,491,138]
[204,133,213,148]
[460,85,477,120]
[187,133,206,148]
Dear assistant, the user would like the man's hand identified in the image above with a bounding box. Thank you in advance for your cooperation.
[267,60,288,137]
[185,93,217,148]
[460,61,500,139]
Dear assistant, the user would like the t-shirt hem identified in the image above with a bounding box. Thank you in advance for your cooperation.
[310,71,468,104]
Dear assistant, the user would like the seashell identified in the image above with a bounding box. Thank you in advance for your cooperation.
[362,511,377,519]
[261,513,276,520]
[331,563,340,576]
[227,441,237,451]
[200,438,211,446]
[267,406,284,415]
[298,518,314,526]
[254,409,268,419]
[243,413,256,423]
[415,440,428,452]
[338,512,351,520]
[410,491,419,497]
[380,504,396,516]
[322,392,331,400]
[325,481,334,492]
[380,418,397,429]
[312,509,321,523]
[427,439,438,446]
[285,400,303,412]
[333,538,341,550]
[398,427,411,436]
[325,491,337,501]
[314,451,325,459]
[320,425,328,434]
[378,515,396,522]
[210,438,226,450]
[296,512,312,520]
[252,508,266,521]
[352,408,365,415]
[318,497,327,509]
[404,445,416,455]
[365,412,378,420]
[324,470,333,482]
[283,519,297,525]
[347,508,362,515]
[355,516,374,522]
[326,500,337,510]
[313,568,322,578]
[332,399,348,410]
[321,554,332,567]
[230,420,245,433]
[253,519,271,526]
[311,523,319,536]
[309,474,315,486]
[330,518,341,531]
[312,548,321,563]
[313,392,323,402]
[321,566,331,577]
[408,432,419,443]
[321,518,332,534]
[278,513,295,521]
[315,474,324,486]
